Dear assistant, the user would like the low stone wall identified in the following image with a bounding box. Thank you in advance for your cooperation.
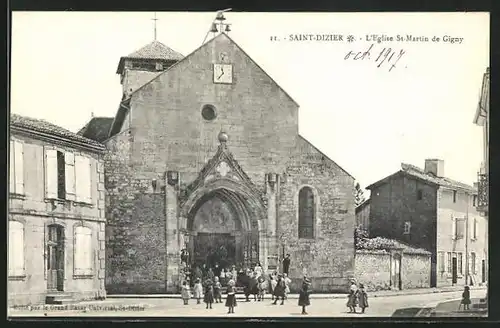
[355,250,431,291]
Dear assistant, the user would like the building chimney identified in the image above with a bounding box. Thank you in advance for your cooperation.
[424,159,445,177]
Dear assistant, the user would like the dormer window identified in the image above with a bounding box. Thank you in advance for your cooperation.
[155,62,163,71]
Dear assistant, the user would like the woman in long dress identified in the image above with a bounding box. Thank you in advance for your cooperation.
[298,278,312,314]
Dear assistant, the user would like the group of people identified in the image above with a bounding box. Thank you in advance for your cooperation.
[180,273,312,314]
[346,279,369,314]
[179,255,315,314]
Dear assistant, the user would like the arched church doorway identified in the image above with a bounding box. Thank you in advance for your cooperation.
[184,187,261,271]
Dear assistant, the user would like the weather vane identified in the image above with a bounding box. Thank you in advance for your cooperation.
[152,12,159,40]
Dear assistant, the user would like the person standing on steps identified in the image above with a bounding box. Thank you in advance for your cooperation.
[298,277,312,315]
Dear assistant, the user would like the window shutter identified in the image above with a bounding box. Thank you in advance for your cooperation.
[14,141,24,194]
[44,148,58,199]
[75,156,92,204]
[74,226,92,275]
[8,221,24,276]
[64,152,76,201]
[9,141,15,193]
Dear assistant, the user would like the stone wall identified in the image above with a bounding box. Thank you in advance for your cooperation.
[354,251,391,291]
[401,253,431,289]
[355,250,431,292]
[279,137,356,293]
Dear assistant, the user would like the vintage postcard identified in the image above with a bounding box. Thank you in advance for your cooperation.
[8,10,489,318]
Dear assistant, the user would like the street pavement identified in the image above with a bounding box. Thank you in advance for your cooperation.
[8,289,487,318]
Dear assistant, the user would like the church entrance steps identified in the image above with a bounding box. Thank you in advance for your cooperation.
[106,285,486,300]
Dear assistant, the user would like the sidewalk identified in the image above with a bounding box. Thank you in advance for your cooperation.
[107,285,486,300]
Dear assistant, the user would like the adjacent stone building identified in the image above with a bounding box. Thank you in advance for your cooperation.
[80,32,356,294]
[366,159,488,288]
[8,114,107,305]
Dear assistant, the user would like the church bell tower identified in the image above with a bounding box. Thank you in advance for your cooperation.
[116,14,184,97]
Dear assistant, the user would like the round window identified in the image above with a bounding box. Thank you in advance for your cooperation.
[201,105,217,121]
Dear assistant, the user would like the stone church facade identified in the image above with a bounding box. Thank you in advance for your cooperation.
[89,32,355,294]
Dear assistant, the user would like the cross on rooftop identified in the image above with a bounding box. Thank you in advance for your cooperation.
[152,12,159,41]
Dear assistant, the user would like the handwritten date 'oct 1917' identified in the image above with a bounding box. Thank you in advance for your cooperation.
[344,44,406,72]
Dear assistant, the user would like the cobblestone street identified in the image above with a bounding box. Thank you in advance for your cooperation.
[8,289,486,318]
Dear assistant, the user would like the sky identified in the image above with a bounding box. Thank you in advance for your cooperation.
[11,11,489,193]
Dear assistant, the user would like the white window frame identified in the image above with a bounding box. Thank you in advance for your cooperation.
[73,226,93,277]
[10,140,24,195]
[8,221,25,278]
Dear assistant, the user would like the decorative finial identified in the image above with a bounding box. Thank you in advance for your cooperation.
[152,12,159,41]
[218,130,229,144]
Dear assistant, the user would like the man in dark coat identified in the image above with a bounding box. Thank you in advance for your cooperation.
[282,254,291,275]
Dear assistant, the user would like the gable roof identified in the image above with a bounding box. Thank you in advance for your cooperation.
[77,117,114,143]
[110,32,300,138]
[10,114,105,151]
[129,32,298,105]
[366,162,475,192]
[116,40,184,74]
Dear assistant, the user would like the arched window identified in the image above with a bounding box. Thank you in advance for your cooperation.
[9,221,25,277]
[298,187,315,239]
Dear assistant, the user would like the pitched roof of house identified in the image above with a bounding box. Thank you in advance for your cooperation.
[366,162,476,192]
[11,114,105,151]
[116,40,184,74]
[77,117,114,143]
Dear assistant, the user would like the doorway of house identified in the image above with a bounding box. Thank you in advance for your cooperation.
[47,225,65,291]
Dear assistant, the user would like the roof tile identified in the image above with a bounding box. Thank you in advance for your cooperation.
[401,163,475,192]
[11,114,105,149]
[126,40,184,61]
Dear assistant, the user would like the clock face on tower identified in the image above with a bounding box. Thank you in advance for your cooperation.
[213,64,233,84]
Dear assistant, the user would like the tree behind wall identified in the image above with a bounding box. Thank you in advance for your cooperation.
[354,182,366,206]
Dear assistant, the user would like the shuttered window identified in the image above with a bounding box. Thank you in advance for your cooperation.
[75,156,92,204]
[438,251,445,272]
[8,221,25,277]
[74,226,93,276]
[298,187,315,239]
[9,140,24,194]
